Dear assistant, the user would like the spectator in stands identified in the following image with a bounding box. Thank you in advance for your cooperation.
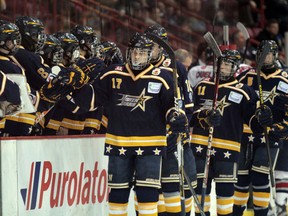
[264,0,288,37]
[175,48,193,71]
[233,31,256,65]
[184,0,207,34]
[189,41,209,68]
[255,19,285,51]
[0,0,6,11]
[238,0,258,27]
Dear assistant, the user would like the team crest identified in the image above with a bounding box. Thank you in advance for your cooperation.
[117,89,153,112]
[115,66,123,71]
[281,71,288,78]
[152,68,161,75]
[162,59,171,67]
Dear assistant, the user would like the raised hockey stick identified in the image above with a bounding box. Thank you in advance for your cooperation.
[145,32,205,216]
[145,32,185,216]
[236,22,250,63]
[255,44,277,199]
[201,32,223,209]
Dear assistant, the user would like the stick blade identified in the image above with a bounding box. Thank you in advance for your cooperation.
[203,32,222,57]
[236,22,250,40]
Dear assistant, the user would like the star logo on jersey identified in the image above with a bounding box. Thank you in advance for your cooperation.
[119,147,127,155]
[248,134,255,142]
[117,89,152,112]
[196,145,203,153]
[153,148,161,155]
[224,151,231,159]
[135,148,144,155]
[106,145,113,153]
[131,89,153,112]
[210,148,217,156]
[216,95,231,116]
[266,86,278,104]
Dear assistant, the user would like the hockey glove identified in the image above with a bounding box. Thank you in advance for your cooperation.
[167,130,190,153]
[58,66,89,89]
[198,109,221,129]
[0,101,22,117]
[268,122,288,144]
[255,105,273,127]
[274,93,288,112]
[77,58,107,81]
[167,109,189,133]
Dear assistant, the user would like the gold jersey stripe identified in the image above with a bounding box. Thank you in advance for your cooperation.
[105,133,166,147]
[191,134,240,152]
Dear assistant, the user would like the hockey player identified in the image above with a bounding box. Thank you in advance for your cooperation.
[81,40,123,134]
[144,24,196,216]
[66,32,190,216]
[0,19,38,136]
[71,24,99,61]
[0,71,21,117]
[190,49,271,216]
[11,16,87,136]
[52,31,90,135]
[38,34,66,135]
[233,40,288,216]
[71,25,107,135]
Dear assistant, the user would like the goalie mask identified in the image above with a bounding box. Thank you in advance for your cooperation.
[0,20,21,56]
[39,34,63,66]
[256,40,278,70]
[53,32,80,66]
[144,24,167,63]
[126,32,153,71]
[71,25,99,59]
[97,41,123,66]
[15,16,46,53]
[219,49,241,81]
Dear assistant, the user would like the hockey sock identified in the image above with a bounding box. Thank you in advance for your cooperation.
[108,188,130,216]
[233,174,250,216]
[135,186,158,216]
[185,190,192,215]
[163,191,181,213]
[251,171,270,216]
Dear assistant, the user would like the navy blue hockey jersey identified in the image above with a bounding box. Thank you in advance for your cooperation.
[191,79,260,162]
[72,63,176,156]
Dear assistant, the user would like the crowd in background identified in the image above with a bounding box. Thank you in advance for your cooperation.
[0,0,287,65]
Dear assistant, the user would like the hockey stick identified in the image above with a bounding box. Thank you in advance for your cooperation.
[255,44,277,199]
[145,32,185,216]
[201,32,223,209]
[145,32,205,216]
[236,22,250,63]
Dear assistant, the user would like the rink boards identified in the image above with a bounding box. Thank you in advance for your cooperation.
[0,135,254,216]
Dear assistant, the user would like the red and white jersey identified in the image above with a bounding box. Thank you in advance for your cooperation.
[188,65,213,88]
[235,63,253,78]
